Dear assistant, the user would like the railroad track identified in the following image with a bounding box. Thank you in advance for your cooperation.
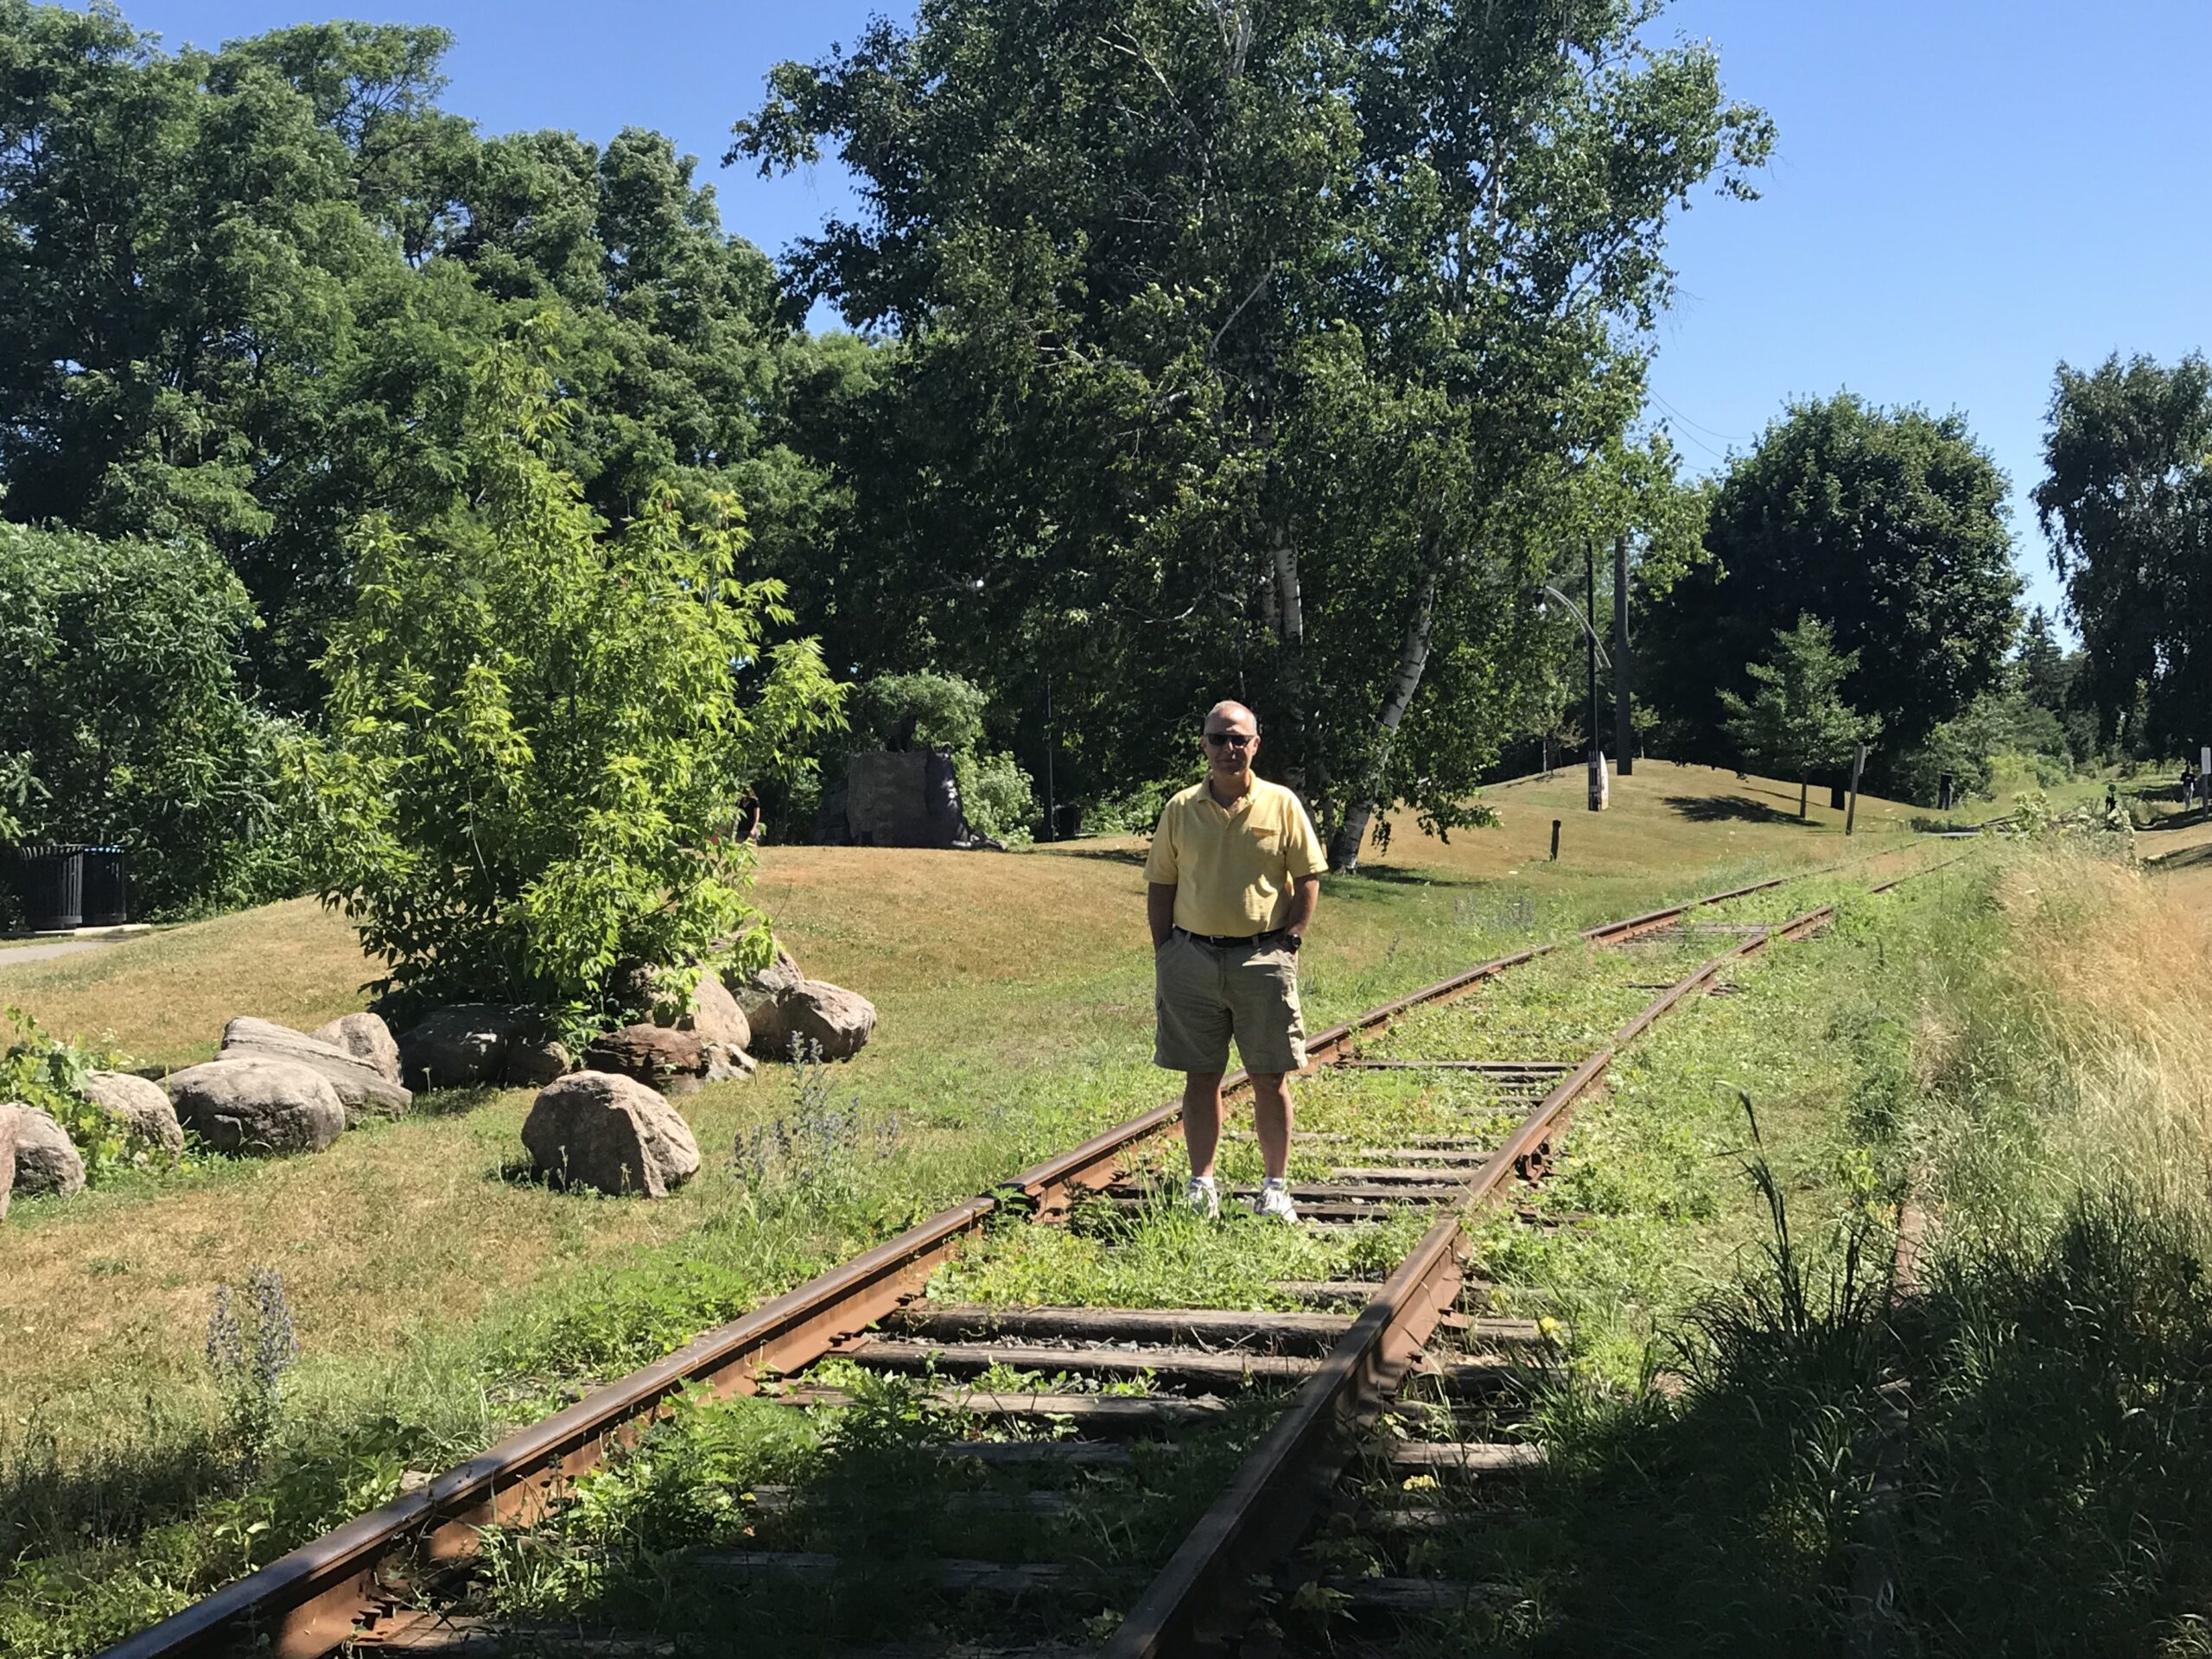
[105,849,1952,1659]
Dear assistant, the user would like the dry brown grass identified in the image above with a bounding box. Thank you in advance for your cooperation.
[1976,849,2212,1208]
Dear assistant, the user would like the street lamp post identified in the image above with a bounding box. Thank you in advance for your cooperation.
[1535,577,1611,813]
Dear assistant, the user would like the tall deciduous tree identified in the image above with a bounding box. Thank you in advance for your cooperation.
[733,0,1768,862]
[1643,393,2019,778]
[1719,615,1878,817]
[0,3,831,712]
[2035,353,2212,757]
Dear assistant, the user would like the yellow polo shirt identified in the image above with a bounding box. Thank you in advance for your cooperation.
[1145,778,1328,935]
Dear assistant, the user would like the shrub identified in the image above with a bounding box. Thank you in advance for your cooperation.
[1,1007,130,1179]
[0,524,304,918]
[308,332,843,1039]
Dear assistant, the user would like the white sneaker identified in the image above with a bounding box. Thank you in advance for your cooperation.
[1253,1178,1300,1224]
[1185,1175,1221,1219]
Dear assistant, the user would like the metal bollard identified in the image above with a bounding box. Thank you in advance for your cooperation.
[1551,819,1561,861]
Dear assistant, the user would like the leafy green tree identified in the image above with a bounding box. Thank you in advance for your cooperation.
[0,524,302,917]
[1719,616,1879,817]
[2035,353,2212,757]
[734,0,1768,865]
[0,3,831,712]
[1643,394,2020,777]
[308,336,842,1037]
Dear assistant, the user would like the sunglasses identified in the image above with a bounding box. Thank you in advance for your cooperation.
[1203,731,1255,748]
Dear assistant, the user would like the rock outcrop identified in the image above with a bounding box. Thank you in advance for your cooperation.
[397,1005,530,1090]
[520,1071,701,1198]
[308,1013,404,1084]
[79,1071,185,1154]
[219,1017,412,1124]
[9,1106,86,1199]
[164,1058,346,1156]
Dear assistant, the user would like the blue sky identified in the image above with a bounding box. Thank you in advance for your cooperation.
[119,1,2212,626]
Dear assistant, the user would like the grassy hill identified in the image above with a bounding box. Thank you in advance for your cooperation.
[0,761,1922,1465]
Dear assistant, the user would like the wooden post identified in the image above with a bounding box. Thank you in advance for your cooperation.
[1845,742,1867,836]
[1550,819,1561,861]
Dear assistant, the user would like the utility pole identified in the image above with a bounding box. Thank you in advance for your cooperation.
[1586,538,1605,810]
[1042,670,1057,842]
[1613,532,1633,778]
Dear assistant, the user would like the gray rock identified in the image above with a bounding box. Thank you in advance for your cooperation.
[784,980,879,1062]
[165,1058,346,1157]
[679,971,752,1054]
[397,1005,529,1090]
[308,1013,404,1084]
[521,1071,701,1198]
[0,1104,15,1219]
[502,1037,571,1089]
[582,1024,707,1094]
[80,1071,185,1154]
[219,1017,412,1125]
[724,945,804,1058]
[704,1042,757,1084]
[10,1106,86,1199]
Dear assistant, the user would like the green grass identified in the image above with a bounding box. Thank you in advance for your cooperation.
[0,766,1938,1656]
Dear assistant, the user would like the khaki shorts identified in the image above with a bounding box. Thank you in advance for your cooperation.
[1154,931,1307,1075]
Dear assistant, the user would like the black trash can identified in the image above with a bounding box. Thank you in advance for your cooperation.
[79,846,128,927]
[9,844,86,931]
[1052,804,1083,841]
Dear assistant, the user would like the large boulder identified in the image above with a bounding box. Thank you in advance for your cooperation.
[722,946,804,1058]
[680,972,752,1053]
[80,1071,185,1155]
[521,1071,701,1198]
[582,1024,707,1094]
[165,1058,346,1157]
[309,1013,404,1084]
[0,1104,15,1219]
[397,1005,530,1090]
[783,981,878,1062]
[219,1017,412,1124]
[10,1106,86,1200]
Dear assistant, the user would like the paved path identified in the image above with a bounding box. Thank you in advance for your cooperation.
[0,937,129,969]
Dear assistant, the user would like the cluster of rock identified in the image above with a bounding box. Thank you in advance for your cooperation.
[724,946,877,1063]
[4,940,877,1213]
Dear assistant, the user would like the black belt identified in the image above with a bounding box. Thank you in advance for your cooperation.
[1174,925,1288,949]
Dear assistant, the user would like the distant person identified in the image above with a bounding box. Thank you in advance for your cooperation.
[734,789,764,845]
[1146,700,1326,1224]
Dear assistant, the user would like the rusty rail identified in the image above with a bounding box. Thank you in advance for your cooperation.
[99,852,1937,1659]
[1102,863,1955,1659]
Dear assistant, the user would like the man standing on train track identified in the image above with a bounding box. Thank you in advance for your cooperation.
[1146,700,1327,1223]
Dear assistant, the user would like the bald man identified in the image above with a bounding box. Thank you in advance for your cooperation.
[1144,701,1326,1222]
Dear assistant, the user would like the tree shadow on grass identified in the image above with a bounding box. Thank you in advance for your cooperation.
[1663,793,1808,828]
[409,1083,507,1118]
[1027,845,1149,868]
[1330,863,1480,890]
[2152,839,2212,873]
